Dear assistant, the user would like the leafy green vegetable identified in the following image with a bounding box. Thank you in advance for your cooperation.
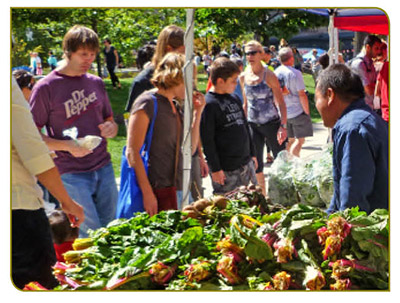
[52,200,388,291]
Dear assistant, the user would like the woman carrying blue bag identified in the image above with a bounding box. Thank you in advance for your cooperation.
[117,52,205,218]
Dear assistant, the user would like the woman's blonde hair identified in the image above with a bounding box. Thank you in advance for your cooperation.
[151,25,185,68]
[245,40,263,53]
[151,52,185,90]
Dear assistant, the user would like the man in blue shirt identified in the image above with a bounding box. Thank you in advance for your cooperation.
[315,64,388,214]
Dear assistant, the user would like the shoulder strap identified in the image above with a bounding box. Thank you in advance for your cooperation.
[262,66,268,82]
[173,104,181,185]
[143,94,158,152]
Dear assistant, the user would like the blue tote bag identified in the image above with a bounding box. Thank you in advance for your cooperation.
[116,96,158,219]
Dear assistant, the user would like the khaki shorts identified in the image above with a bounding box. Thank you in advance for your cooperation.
[287,112,313,138]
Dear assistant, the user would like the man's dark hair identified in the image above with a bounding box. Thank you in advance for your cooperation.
[62,25,100,58]
[104,38,111,44]
[263,46,271,54]
[48,210,79,245]
[210,57,240,85]
[316,64,365,102]
[318,53,330,70]
[136,43,156,70]
[363,35,382,48]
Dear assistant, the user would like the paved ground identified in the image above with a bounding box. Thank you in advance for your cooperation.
[201,122,330,198]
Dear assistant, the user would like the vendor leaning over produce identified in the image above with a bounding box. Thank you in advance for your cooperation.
[200,57,257,194]
[29,25,119,237]
[315,64,388,214]
[12,76,84,289]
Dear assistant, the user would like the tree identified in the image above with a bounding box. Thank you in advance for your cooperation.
[11,8,186,73]
[195,8,328,46]
[11,8,327,71]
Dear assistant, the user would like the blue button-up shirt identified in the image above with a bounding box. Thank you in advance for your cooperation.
[328,98,388,214]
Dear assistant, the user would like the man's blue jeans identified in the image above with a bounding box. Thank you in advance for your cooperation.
[61,162,118,237]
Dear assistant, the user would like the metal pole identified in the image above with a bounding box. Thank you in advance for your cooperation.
[182,9,195,208]
[328,12,334,66]
[334,27,339,64]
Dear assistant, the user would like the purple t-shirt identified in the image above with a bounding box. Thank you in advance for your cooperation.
[30,70,113,174]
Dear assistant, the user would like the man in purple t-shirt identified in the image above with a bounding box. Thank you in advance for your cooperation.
[30,25,118,237]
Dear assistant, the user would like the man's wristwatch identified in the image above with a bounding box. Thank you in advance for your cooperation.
[280,123,287,129]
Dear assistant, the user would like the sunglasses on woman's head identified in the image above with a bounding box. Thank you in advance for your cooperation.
[245,50,260,56]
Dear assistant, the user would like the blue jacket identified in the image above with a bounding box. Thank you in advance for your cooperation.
[328,99,388,214]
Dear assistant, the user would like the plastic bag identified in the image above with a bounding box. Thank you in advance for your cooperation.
[266,151,300,206]
[76,135,102,150]
[63,126,102,150]
[266,146,333,209]
[292,157,325,208]
[313,144,334,207]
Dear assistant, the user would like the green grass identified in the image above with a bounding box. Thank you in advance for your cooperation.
[103,77,133,178]
[197,72,209,93]
[105,72,321,178]
[302,73,322,123]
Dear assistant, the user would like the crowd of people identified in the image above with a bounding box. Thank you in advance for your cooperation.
[12,23,388,290]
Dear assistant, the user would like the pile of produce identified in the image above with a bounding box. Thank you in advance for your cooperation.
[267,145,334,208]
[52,195,388,291]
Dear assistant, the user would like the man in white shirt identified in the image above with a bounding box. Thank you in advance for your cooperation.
[350,35,382,109]
[275,47,313,157]
[12,77,84,289]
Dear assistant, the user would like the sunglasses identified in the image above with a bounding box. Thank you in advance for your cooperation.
[27,82,35,90]
[245,50,260,56]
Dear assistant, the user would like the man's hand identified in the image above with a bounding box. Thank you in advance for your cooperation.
[60,199,85,228]
[199,157,209,178]
[193,91,206,113]
[277,127,287,145]
[212,170,226,185]
[66,140,92,158]
[252,156,258,172]
[98,120,118,138]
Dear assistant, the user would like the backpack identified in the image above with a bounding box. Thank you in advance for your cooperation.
[346,56,365,69]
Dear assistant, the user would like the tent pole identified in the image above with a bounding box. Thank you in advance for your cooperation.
[334,27,339,64]
[328,11,335,65]
[182,9,195,208]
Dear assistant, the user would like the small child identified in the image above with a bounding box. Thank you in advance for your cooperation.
[200,57,257,194]
[48,210,79,262]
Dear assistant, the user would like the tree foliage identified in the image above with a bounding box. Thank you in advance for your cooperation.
[11,8,327,69]
[195,8,328,45]
[11,8,185,69]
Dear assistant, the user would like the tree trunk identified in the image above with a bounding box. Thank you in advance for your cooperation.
[261,34,270,46]
[92,18,102,78]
